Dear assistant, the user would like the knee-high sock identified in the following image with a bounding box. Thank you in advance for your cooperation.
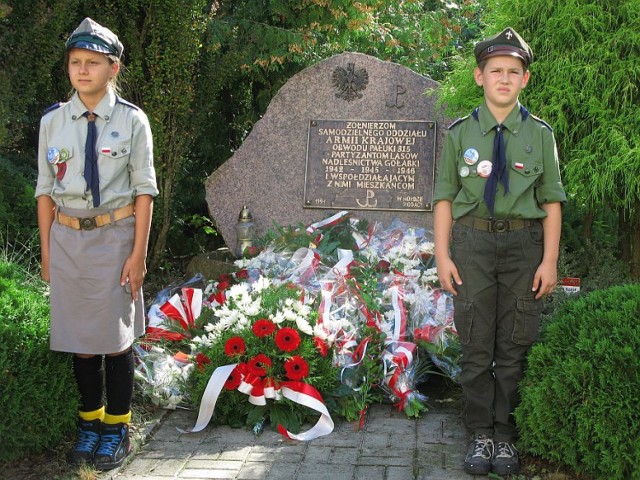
[104,349,134,416]
[72,354,104,413]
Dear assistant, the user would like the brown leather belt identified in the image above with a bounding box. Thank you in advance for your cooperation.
[456,216,538,233]
[57,204,135,231]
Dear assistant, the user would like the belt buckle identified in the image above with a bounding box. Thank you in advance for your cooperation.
[79,217,97,230]
[493,219,507,233]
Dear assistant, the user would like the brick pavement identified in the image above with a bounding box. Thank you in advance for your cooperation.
[103,398,477,480]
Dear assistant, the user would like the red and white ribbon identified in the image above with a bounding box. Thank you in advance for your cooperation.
[277,382,334,441]
[159,288,203,331]
[390,283,407,341]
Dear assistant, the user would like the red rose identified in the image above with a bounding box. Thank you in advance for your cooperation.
[224,336,246,357]
[275,327,301,352]
[235,269,249,280]
[218,273,232,283]
[376,260,391,273]
[284,356,309,380]
[248,354,272,376]
[252,318,276,338]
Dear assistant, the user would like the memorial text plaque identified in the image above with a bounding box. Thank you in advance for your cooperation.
[304,119,436,212]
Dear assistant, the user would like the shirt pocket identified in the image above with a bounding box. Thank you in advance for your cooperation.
[98,142,131,182]
[509,158,544,196]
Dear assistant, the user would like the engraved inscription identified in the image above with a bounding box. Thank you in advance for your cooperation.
[304,119,436,212]
[386,85,406,108]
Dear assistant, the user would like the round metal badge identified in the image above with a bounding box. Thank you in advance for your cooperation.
[47,147,60,164]
[59,148,70,162]
[477,160,493,178]
[463,148,479,165]
[459,166,470,178]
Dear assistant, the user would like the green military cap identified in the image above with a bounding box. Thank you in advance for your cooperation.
[474,27,533,68]
[65,17,124,59]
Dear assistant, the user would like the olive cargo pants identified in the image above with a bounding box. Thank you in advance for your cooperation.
[449,220,544,442]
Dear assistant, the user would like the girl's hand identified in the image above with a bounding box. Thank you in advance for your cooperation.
[121,254,147,300]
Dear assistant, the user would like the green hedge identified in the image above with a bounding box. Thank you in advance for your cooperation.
[516,283,640,480]
[0,260,78,462]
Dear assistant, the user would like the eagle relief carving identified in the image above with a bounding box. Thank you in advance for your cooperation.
[331,63,369,102]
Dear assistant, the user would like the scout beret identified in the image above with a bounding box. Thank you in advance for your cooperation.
[65,17,124,59]
[474,27,533,68]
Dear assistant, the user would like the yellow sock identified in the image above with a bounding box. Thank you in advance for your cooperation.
[103,411,131,425]
[78,406,105,422]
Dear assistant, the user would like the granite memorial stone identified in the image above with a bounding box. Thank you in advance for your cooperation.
[205,52,451,253]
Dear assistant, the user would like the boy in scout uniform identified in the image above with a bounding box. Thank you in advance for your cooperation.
[433,28,566,476]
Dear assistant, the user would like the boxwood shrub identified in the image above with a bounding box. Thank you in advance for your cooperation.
[515,283,640,480]
[0,260,78,462]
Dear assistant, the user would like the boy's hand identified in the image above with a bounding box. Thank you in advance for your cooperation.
[532,260,557,299]
[437,256,462,296]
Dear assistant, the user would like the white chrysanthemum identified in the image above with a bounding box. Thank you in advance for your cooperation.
[270,311,286,324]
[252,276,271,293]
[295,316,314,335]
[283,308,298,321]
[242,298,262,316]
[313,323,329,340]
[284,298,294,307]
[293,301,311,317]
[227,283,250,300]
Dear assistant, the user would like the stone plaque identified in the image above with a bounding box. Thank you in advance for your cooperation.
[304,119,436,211]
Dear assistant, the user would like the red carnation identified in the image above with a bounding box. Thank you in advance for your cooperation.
[275,327,301,352]
[252,318,276,338]
[195,352,212,372]
[284,356,309,380]
[224,336,246,357]
[224,365,243,390]
[248,354,272,376]
[314,337,329,357]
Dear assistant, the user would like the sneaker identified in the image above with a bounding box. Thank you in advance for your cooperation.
[492,442,520,476]
[464,434,494,475]
[68,418,101,465]
[94,422,131,471]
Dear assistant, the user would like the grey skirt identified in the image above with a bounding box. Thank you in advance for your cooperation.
[49,205,145,354]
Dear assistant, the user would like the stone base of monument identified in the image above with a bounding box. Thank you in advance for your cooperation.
[185,248,237,281]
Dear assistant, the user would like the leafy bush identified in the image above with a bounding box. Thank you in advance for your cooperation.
[0,260,78,462]
[0,154,38,245]
[516,283,640,480]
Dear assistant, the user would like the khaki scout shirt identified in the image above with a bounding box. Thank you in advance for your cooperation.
[35,90,159,209]
[433,101,566,220]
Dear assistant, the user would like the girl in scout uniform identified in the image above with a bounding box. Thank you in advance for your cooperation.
[433,28,566,476]
[35,18,158,470]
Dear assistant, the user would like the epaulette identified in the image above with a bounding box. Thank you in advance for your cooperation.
[447,115,469,130]
[116,96,140,111]
[42,102,63,116]
[529,113,553,132]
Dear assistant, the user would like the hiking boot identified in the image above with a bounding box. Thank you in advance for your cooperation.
[94,422,131,471]
[68,418,101,465]
[464,434,494,475]
[492,442,520,476]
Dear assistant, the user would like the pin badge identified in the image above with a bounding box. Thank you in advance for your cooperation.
[514,162,524,170]
[459,166,470,178]
[101,147,112,154]
[47,147,60,164]
[60,148,70,162]
[463,148,479,165]
[477,160,492,178]
[525,145,533,153]
[111,131,119,138]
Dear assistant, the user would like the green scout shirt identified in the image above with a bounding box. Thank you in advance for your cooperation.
[433,101,566,220]
[36,90,159,209]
